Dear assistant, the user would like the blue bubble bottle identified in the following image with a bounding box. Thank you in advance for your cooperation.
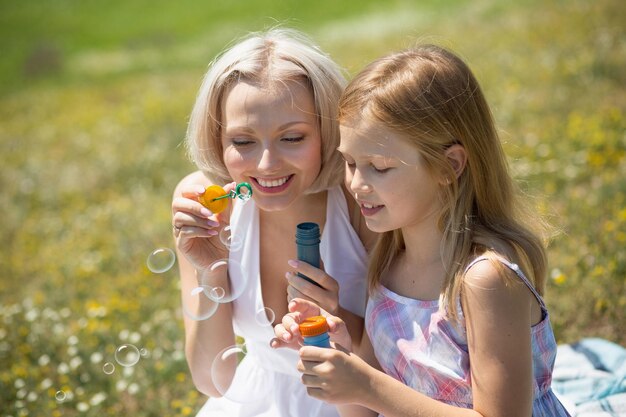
[299,316,331,348]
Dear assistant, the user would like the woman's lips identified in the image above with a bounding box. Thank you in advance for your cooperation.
[251,175,294,194]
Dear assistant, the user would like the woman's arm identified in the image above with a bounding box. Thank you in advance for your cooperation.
[173,171,237,397]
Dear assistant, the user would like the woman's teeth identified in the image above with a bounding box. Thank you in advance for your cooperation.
[257,176,289,188]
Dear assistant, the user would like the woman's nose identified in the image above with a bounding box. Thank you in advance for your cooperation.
[257,147,279,172]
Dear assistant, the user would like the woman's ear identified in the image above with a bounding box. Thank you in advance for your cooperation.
[444,144,467,180]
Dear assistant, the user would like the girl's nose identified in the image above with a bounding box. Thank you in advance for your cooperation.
[347,168,372,195]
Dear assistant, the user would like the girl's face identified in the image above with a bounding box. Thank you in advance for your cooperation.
[338,120,443,234]
[220,80,322,212]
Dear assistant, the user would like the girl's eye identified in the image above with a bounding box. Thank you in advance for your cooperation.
[372,165,391,174]
[282,136,304,143]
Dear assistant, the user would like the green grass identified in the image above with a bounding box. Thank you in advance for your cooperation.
[1,0,624,415]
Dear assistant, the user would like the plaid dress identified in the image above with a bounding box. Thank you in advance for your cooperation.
[365,256,571,416]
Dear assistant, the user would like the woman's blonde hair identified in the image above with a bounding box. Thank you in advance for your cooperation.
[339,45,548,319]
[186,28,347,193]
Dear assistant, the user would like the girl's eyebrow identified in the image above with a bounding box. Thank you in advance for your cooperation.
[336,148,397,160]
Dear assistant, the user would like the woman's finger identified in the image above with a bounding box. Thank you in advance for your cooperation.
[287,260,338,292]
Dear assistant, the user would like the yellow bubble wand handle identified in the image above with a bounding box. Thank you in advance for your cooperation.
[198,182,253,213]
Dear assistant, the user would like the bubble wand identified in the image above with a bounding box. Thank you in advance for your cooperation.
[198,182,253,214]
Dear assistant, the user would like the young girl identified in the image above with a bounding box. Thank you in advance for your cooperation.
[273,45,571,416]
[172,29,375,417]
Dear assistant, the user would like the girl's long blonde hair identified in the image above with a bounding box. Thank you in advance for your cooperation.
[339,45,548,319]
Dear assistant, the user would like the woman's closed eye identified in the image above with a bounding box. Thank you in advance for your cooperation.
[231,138,255,147]
[281,136,304,143]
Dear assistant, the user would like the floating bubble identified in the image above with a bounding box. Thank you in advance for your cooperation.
[139,348,148,357]
[55,390,66,402]
[146,248,176,273]
[183,285,219,321]
[211,343,272,404]
[114,344,140,367]
[254,307,275,326]
[210,286,225,300]
[219,225,244,252]
[102,362,115,374]
[199,258,247,303]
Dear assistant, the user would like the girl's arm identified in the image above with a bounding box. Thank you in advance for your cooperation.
[298,260,537,417]
[173,171,237,397]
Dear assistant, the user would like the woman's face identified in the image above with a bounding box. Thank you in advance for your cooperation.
[220,79,322,212]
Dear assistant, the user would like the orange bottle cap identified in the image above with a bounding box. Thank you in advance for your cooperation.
[298,316,329,337]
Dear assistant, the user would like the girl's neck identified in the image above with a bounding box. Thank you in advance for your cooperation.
[385,223,445,301]
[400,214,444,270]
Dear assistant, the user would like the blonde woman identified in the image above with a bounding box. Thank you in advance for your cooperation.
[274,45,571,416]
[172,28,375,417]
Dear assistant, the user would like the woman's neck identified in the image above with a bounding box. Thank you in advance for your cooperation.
[260,190,328,229]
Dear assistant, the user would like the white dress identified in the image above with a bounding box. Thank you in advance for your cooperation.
[196,186,368,417]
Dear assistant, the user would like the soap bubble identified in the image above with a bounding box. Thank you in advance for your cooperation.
[146,248,176,273]
[198,258,247,303]
[55,390,66,402]
[254,307,275,326]
[139,348,148,357]
[114,344,140,367]
[102,362,115,374]
[182,285,219,321]
[211,343,272,404]
[210,286,226,301]
[219,225,244,252]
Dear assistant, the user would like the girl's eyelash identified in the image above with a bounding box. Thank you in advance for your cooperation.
[373,166,392,173]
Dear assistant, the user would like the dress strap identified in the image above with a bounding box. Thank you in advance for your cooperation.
[464,256,547,313]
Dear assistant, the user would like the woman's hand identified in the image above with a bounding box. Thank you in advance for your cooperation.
[172,182,236,270]
[270,298,353,351]
[285,260,340,315]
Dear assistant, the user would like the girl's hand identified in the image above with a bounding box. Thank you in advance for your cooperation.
[297,345,372,405]
[172,182,236,270]
[285,260,340,315]
[270,298,352,351]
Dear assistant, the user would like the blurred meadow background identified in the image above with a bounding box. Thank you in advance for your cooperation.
[1,0,624,415]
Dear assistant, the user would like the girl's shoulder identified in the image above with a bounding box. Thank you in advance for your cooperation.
[462,250,544,326]
[462,250,527,293]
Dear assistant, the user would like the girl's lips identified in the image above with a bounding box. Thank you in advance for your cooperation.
[251,175,294,194]
[360,203,384,216]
